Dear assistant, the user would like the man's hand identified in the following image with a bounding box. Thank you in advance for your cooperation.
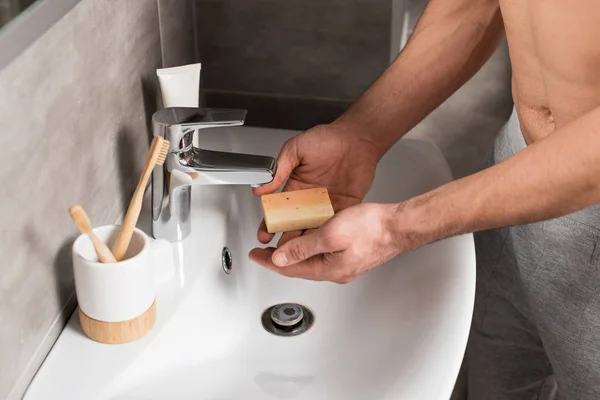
[253,122,383,246]
[249,203,407,284]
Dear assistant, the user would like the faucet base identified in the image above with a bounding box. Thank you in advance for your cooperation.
[151,184,191,242]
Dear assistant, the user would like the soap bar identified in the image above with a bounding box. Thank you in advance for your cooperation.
[261,188,335,233]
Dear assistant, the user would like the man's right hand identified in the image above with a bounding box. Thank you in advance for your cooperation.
[252,121,383,245]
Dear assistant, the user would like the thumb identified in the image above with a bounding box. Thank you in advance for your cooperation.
[272,230,327,267]
[253,138,299,196]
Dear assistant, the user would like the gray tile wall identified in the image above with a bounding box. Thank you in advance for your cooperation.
[158,0,196,68]
[0,1,168,398]
[193,0,392,127]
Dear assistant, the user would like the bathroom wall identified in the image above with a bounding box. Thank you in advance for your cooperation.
[193,0,392,130]
[0,1,194,398]
[158,0,196,68]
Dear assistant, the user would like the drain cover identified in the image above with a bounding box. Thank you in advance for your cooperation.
[270,303,304,326]
[262,303,314,337]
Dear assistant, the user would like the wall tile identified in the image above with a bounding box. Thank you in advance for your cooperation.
[0,0,161,398]
[203,89,350,130]
[194,0,391,101]
[158,0,197,68]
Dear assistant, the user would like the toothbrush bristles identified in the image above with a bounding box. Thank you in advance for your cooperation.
[155,139,170,165]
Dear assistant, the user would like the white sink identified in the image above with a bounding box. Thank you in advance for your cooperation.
[25,127,475,400]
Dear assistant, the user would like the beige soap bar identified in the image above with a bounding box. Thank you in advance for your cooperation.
[261,188,335,233]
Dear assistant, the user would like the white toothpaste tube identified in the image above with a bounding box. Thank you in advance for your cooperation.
[156,63,201,108]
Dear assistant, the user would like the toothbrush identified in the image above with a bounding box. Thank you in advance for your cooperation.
[69,205,117,263]
[112,136,170,261]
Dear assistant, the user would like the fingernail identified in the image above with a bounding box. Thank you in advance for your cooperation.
[273,252,288,266]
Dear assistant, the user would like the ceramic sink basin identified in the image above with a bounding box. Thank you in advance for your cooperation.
[25,127,475,400]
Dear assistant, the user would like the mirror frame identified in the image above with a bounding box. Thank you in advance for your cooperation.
[0,0,82,70]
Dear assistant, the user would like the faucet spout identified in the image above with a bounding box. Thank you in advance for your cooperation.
[151,107,276,242]
[184,148,277,186]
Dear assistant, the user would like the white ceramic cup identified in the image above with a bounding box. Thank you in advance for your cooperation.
[72,225,173,322]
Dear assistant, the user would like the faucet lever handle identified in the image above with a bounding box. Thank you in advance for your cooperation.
[152,107,246,130]
[153,107,247,153]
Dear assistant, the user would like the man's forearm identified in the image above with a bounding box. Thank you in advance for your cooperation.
[337,0,504,156]
[399,107,600,246]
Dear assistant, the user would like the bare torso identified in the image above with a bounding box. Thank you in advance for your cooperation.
[500,0,600,143]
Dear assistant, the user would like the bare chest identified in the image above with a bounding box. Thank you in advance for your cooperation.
[500,0,600,141]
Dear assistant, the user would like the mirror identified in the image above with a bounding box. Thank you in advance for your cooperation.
[0,0,38,30]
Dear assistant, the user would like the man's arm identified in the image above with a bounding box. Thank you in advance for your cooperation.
[398,106,600,245]
[337,0,504,155]
[249,107,600,283]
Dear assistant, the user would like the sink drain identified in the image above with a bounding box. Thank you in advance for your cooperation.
[261,303,313,337]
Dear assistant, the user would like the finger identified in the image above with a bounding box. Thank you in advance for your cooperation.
[253,138,299,196]
[248,247,321,279]
[257,219,274,244]
[250,249,339,281]
[277,230,303,247]
[264,258,326,281]
[248,247,276,266]
[278,228,316,246]
[272,230,326,267]
[258,225,314,247]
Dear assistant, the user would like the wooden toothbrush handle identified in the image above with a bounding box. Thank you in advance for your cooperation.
[112,177,148,261]
[113,150,159,260]
[69,204,116,263]
[114,136,167,261]
[89,232,117,263]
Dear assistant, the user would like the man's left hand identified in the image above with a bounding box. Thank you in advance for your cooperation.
[248,203,405,283]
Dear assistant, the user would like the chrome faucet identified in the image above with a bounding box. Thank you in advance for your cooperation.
[151,107,276,242]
